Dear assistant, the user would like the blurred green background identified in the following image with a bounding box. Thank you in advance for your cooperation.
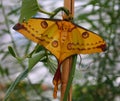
[0,0,120,101]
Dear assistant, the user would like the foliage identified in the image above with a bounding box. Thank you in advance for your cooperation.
[73,76,120,101]
[0,0,120,101]
[4,82,51,101]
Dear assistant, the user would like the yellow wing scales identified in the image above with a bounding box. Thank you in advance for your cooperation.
[13,18,106,64]
[13,18,61,60]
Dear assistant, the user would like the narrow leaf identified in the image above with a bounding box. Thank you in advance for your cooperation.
[28,51,45,69]
[8,46,16,58]
[4,69,28,101]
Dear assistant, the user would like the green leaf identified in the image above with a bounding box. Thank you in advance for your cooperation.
[0,65,4,76]
[8,46,16,58]
[4,68,28,101]
[46,57,57,74]
[19,0,39,23]
[28,51,45,70]
[0,65,9,76]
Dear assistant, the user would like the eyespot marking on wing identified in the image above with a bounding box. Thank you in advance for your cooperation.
[52,40,58,47]
[82,32,89,39]
[41,21,48,29]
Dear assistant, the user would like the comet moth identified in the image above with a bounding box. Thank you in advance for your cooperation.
[13,16,106,98]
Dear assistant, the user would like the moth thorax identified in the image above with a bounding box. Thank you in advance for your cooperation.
[57,21,73,32]
[62,25,70,31]
[61,31,68,43]
[62,22,73,32]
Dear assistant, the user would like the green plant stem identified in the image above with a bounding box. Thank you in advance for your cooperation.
[38,6,69,18]
[38,7,54,16]
[50,7,69,18]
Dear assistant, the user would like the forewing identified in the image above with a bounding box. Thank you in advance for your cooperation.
[13,18,61,59]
